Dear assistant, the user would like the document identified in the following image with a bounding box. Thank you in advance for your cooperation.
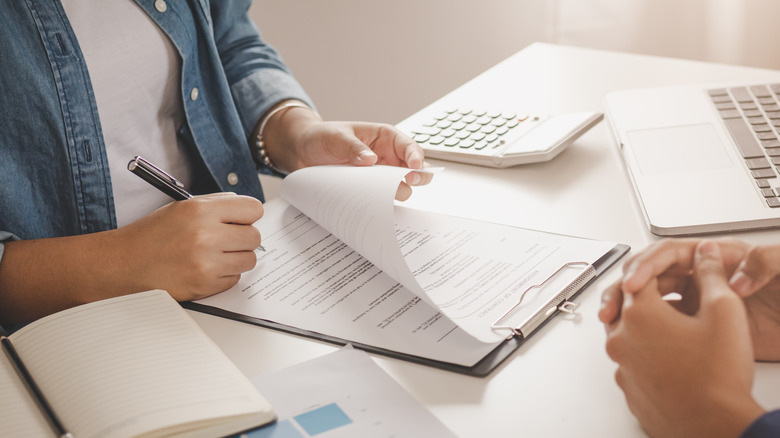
[193,165,626,374]
[245,347,457,438]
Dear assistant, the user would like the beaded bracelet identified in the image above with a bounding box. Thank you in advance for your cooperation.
[253,101,311,174]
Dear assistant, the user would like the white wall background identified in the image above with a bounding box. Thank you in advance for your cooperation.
[554,0,780,70]
[250,0,780,124]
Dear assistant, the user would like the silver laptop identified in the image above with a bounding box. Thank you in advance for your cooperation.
[605,83,780,236]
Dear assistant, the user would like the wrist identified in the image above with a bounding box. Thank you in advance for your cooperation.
[252,100,320,174]
[697,389,765,438]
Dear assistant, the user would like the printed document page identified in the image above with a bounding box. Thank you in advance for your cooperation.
[393,206,614,342]
[280,165,433,306]
[281,165,615,343]
[249,347,457,438]
[199,165,615,359]
[197,200,499,367]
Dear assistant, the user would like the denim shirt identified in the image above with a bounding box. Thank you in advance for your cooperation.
[0,0,313,263]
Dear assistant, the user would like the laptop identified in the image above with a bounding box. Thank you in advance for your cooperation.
[605,82,780,236]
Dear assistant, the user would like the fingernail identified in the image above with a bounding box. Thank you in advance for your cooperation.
[729,271,752,296]
[409,151,423,168]
[408,172,421,185]
[621,267,637,289]
[696,240,720,258]
[358,150,377,162]
[697,240,719,257]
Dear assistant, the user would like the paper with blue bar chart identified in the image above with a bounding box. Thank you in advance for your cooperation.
[241,348,456,438]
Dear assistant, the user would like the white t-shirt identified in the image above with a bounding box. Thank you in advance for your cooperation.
[61,0,193,227]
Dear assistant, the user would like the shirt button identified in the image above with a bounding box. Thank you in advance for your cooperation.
[227,172,239,186]
[154,0,167,12]
[190,87,199,101]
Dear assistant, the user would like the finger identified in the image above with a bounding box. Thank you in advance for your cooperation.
[407,161,435,184]
[401,139,425,170]
[404,170,434,187]
[620,276,688,334]
[332,127,379,166]
[729,244,780,297]
[692,240,737,315]
[356,151,379,166]
[715,237,752,272]
[655,273,694,297]
[218,250,259,277]
[212,195,264,224]
[621,239,700,294]
[369,124,424,168]
[371,124,425,168]
[195,192,237,198]
[350,138,379,166]
[654,274,702,315]
[395,182,413,201]
[221,223,263,252]
[626,277,665,307]
[599,281,624,325]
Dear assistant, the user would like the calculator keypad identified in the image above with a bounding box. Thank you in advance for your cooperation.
[408,108,539,154]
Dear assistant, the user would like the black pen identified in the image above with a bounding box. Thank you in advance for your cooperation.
[127,155,193,201]
[2,337,74,438]
[128,156,266,252]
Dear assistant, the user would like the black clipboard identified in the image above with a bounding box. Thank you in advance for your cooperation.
[183,243,629,377]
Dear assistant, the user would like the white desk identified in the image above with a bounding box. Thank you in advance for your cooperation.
[191,43,780,437]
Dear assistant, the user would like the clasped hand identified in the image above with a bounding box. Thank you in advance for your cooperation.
[599,238,780,437]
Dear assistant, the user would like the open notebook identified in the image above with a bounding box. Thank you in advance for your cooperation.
[0,290,274,438]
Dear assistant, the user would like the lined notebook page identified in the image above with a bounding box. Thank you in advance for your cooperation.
[9,290,270,438]
[0,353,54,437]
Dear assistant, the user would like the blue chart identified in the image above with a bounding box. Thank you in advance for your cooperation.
[244,403,353,438]
[243,349,456,438]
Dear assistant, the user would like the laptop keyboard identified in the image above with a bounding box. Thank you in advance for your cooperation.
[709,84,780,207]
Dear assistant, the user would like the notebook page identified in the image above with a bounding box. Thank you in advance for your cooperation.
[9,290,270,438]
[0,351,54,437]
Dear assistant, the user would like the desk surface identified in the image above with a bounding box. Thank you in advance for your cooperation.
[191,43,780,437]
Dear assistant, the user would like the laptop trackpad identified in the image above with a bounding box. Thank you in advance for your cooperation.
[627,123,733,176]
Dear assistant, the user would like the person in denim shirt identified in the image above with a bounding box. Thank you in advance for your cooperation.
[600,238,780,438]
[0,0,428,328]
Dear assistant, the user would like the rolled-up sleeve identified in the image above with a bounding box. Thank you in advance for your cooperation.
[210,0,314,137]
[0,231,19,267]
[0,231,20,336]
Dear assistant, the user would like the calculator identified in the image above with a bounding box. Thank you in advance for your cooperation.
[397,107,603,168]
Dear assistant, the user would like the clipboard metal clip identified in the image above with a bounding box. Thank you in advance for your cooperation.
[556,300,578,315]
[491,261,596,340]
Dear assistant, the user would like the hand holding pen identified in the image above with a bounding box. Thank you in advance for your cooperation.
[128,156,265,252]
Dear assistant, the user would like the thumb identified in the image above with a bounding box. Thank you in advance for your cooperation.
[344,137,378,166]
[692,240,734,314]
[729,245,780,297]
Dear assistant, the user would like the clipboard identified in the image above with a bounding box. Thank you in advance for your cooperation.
[184,243,629,377]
